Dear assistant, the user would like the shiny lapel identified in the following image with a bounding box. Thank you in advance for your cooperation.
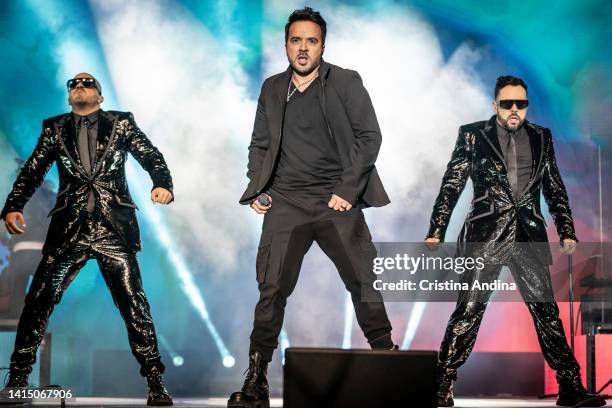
[479,115,506,170]
[519,120,544,196]
[92,110,119,177]
[54,114,89,178]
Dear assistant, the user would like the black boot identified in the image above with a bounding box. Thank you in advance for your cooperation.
[227,351,270,408]
[436,368,456,407]
[556,370,606,407]
[146,368,173,406]
[0,368,30,405]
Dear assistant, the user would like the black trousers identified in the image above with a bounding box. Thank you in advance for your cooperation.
[10,213,164,377]
[438,254,580,377]
[249,190,393,361]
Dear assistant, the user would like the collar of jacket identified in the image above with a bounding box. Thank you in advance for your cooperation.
[480,115,545,201]
[276,59,331,102]
[54,109,119,180]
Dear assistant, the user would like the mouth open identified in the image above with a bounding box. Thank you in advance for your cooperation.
[297,55,309,65]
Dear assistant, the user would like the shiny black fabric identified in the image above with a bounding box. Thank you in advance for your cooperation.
[427,115,577,250]
[1,110,173,255]
[437,259,580,375]
[430,115,581,390]
[9,214,164,376]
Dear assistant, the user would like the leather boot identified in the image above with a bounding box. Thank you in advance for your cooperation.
[0,368,30,405]
[227,351,270,408]
[146,368,173,406]
[436,367,456,407]
[556,370,606,407]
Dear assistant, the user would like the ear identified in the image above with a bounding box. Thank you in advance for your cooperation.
[98,95,105,104]
[491,101,498,114]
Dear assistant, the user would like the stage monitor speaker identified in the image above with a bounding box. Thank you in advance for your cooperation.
[283,347,437,408]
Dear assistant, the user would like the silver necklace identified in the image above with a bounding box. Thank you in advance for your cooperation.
[286,73,319,102]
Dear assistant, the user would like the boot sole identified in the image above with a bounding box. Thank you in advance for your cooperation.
[227,400,270,408]
[556,396,606,407]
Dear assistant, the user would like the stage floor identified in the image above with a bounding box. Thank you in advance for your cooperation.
[25,397,604,407]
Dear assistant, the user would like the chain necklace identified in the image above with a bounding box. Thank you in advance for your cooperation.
[286,71,319,102]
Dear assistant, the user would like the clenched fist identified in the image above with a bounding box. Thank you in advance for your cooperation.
[4,212,26,234]
[151,188,173,204]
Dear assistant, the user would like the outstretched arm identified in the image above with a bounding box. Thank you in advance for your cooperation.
[2,121,57,233]
[125,113,174,204]
[426,126,472,242]
[541,129,577,244]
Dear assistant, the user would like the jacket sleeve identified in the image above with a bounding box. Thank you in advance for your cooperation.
[426,126,471,240]
[541,129,577,242]
[1,120,57,220]
[246,81,271,184]
[125,113,174,199]
[334,71,382,205]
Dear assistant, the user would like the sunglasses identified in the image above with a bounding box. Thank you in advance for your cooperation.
[497,99,528,110]
[66,78,100,92]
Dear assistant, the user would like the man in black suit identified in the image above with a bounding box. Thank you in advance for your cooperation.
[425,76,605,407]
[1,73,173,406]
[229,7,395,408]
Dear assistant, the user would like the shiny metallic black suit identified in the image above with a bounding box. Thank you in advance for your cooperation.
[427,116,581,396]
[1,110,172,378]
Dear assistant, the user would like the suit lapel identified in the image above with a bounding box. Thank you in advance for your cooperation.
[519,121,545,196]
[271,67,292,143]
[479,115,507,169]
[92,110,118,177]
[55,114,89,178]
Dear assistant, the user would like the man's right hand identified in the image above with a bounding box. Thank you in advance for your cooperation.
[250,195,272,214]
[424,237,440,250]
[4,212,26,234]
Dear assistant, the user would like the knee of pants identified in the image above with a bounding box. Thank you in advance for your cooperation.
[24,284,63,309]
[451,301,486,321]
[529,302,560,320]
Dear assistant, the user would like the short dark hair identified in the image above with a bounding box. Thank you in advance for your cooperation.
[285,7,327,44]
[494,75,528,98]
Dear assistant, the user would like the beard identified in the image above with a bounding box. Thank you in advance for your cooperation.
[499,113,525,131]
[288,54,321,77]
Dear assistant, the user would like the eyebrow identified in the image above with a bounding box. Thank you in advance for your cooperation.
[290,36,319,41]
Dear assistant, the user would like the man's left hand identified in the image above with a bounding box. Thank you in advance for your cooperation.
[151,187,173,204]
[561,239,577,255]
[328,194,352,212]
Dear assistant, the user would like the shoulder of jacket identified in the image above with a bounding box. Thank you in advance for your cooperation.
[327,63,361,85]
[104,110,130,119]
[264,71,287,88]
[460,120,488,134]
[43,112,70,127]
[527,121,552,136]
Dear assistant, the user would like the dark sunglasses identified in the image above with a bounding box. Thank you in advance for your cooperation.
[66,77,100,92]
[497,99,528,110]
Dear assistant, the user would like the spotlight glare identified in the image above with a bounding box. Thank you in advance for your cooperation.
[223,356,236,368]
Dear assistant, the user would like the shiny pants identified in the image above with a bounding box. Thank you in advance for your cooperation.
[438,256,580,378]
[249,190,393,361]
[10,214,164,376]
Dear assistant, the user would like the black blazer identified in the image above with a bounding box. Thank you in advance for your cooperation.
[427,115,577,251]
[1,110,173,255]
[239,59,390,207]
